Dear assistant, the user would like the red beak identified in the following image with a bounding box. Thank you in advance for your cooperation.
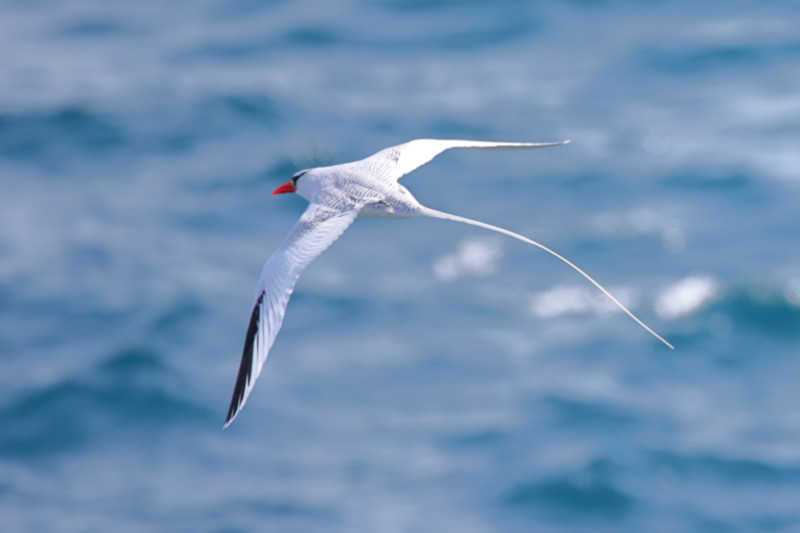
[272,180,296,195]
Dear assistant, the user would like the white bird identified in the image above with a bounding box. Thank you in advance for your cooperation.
[224,138,673,427]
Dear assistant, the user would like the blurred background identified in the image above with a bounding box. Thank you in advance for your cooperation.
[1,1,799,531]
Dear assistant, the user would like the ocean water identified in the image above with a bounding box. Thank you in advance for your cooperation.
[2,1,800,531]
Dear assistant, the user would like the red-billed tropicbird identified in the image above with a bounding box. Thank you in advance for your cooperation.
[223,139,673,427]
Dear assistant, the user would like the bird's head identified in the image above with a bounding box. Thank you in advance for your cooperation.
[272,169,311,199]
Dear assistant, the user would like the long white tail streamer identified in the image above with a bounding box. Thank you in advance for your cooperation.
[421,207,674,349]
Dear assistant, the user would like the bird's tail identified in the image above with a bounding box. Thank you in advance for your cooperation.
[419,206,674,349]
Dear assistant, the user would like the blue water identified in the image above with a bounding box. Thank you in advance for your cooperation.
[2,1,800,531]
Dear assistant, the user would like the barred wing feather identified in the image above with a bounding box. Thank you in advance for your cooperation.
[224,203,360,427]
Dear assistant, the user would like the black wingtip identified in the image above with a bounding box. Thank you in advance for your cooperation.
[223,292,264,428]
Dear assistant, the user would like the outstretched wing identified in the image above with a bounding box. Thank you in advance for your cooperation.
[224,203,360,427]
[362,139,571,182]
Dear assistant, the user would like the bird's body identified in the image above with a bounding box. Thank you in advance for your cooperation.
[223,138,672,428]
[297,165,421,220]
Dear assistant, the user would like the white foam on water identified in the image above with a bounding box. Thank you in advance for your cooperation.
[526,284,638,319]
[654,274,721,320]
[432,236,504,282]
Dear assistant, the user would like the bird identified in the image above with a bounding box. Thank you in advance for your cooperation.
[223,138,673,428]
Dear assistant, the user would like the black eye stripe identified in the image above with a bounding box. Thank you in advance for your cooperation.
[291,170,308,184]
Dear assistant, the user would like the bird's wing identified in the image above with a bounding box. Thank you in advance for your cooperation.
[224,202,360,427]
[363,139,571,182]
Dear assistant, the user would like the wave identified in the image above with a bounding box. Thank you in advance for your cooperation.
[0,106,125,163]
[649,450,800,485]
[642,40,800,76]
[505,470,634,520]
[525,275,800,340]
[0,347,214,460]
